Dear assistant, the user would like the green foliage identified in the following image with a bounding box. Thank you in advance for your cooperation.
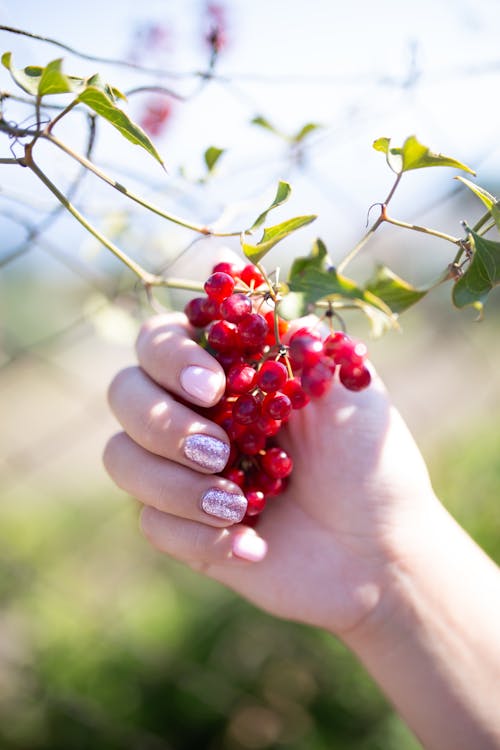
[1,52,163,165]
[456,177,500,232]
[373,134,475,175]
[76,86,164,166]
[242,215,317,264]
[365,265,428,315]
[204,145,225,173]
[287,239,396,329]
[241,181,316,264]
[452,230,500,309]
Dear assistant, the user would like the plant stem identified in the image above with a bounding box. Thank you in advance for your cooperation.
[27,158,158,284]
[44,132,240,237]
[382,214,461,245]
[337,173,402,274]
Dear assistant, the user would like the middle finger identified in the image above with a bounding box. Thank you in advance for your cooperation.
[108,366,230,474]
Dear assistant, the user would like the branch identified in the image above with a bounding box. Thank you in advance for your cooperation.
[43,132,240,237]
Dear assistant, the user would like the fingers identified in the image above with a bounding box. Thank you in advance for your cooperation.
[140,506,268,566]
[103,432,247,527]
[108,365,230,473]
[135,313,226,408]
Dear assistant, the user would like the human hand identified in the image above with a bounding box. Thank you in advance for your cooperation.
[103,312,438,637]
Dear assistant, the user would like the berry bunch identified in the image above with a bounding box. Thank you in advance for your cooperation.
[185,262,371,524]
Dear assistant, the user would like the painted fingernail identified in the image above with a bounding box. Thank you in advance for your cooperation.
[201,488,247,523]
[232,531,268,562]
[184,434,230,472]
[180,366,223,404]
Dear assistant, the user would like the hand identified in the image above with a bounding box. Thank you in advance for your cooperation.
[103,312,438,637]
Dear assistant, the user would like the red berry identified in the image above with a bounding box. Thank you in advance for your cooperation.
[184,297,218,327]
[324,332,367,366]
[226,363,256,394]
[288,328,324,370]
[204,271,235,302]
[254,471,283,497]
[219,293,252,323]
[339,362,371,391]
[264,311,289,346]
[237,427,266,455]
[282,377,310,409]
[261,447,293,479]
[212,261,240,278]
[254,413,281,437]
[240,264,265,288]
[262,391,292,420]
[255,360,288,393]
[215,350,244,372]
[207,320,238,352]
[245,490,266,516]
[223,467,245,487]
[232,394,260,425]
[238,313,269,351]
[301,358,334,398]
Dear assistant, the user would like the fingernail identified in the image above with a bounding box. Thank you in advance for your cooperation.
[180,366,223,404]
[184,434,230,472]
[201,488,247,523]
[232,531,268,562]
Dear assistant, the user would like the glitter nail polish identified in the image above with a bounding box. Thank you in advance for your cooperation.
[201,488,247,523]
[183,434,230,472]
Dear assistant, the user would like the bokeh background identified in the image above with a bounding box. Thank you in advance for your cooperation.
[1,1,500,748]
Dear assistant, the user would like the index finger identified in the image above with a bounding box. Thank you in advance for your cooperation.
[136,312,226,408]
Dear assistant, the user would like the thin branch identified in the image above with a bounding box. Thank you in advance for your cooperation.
[337,173,402,274]
[0,24,201,80]
[382,214,461,245]
[27,157,157,284]
[43,132,240,237]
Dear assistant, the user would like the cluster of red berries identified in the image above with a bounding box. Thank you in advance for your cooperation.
[185,262,371,524]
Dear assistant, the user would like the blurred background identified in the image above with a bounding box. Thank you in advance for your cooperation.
[1,1,500,748]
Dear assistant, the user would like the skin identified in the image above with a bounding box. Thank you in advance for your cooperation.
[104,312,500,750]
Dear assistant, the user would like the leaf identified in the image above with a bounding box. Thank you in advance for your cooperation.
[452,230,500,308]
[248,180,292,231]
[365,265,427,314]
[456,176,500,233]
[293,122,321,143]
[204,146,225,173]
[38,58,74,96]
[287,239,397,329]
[241,215,316,264]
[251,115,280,135]
[76,86,164,166]
[1,52,84,96]
[373,134,475,175]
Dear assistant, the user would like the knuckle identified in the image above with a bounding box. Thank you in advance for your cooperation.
[102,432,126,478]
[107,366,138,410]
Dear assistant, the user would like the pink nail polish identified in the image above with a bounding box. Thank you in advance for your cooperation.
[232,531,268,562]
[201,488,247,523]
[184,434,230,472]
[180,366,222,404]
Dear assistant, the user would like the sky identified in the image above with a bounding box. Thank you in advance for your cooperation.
[2,0,500,280]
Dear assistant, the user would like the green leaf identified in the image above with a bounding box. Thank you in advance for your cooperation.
[251,115,280,135]
[76,86,164,166]
[37,58,74,96]
[287,239,397,330]
[293,122,321,143]
[248,180,292,231]
[452,230,500,308]
[204,146,225,173]
[1,52,84,96]
[456,177,500,232]
[364,265,427,314]
[373,134,475,175]
[241,215,316,264]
